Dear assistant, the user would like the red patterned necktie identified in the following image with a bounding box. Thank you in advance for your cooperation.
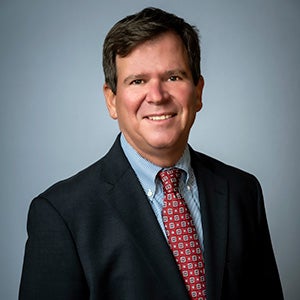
[158,168,206,300]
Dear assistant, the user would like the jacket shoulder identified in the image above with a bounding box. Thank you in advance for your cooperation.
[190,149,260,186]
[38,136,128,212]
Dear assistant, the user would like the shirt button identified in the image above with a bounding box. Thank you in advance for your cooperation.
[147,189,153,197]
[187,185,191,191]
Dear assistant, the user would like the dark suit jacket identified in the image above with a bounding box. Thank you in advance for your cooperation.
[19,136,283,300]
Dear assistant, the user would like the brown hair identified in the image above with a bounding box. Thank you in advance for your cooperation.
[102,7,201,94]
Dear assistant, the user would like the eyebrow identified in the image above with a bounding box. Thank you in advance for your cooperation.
[165,69,189,78]
[123,69,189,84]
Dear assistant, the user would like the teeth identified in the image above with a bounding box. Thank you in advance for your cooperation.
[148,115,172,121]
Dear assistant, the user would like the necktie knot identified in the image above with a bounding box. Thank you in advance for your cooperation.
[158,168,181,193]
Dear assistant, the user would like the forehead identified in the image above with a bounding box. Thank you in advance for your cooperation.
[115,32,189,75]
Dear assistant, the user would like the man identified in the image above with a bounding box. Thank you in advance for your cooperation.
[19,7,283,300]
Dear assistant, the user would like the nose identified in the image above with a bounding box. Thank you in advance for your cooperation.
[146,80,169,104]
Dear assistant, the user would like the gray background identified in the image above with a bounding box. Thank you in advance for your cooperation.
[1,0,299,299]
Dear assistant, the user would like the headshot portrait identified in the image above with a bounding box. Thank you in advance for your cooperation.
[1,1,299,299]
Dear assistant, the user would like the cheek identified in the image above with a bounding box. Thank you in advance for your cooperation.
[176,88,198,111]
[115,93,143,118]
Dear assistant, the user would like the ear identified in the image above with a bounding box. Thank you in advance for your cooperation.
[195,75,204,112]
[103,83,118,119]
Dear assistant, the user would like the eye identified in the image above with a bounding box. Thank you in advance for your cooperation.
[130,79,144,85]
[168,75,181,81]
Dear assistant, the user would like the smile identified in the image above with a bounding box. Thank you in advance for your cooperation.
[147,114,174,121]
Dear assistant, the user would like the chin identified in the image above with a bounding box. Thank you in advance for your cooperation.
[145,135,184,151]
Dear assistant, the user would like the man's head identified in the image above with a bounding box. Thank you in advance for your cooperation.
[103,7,201,94]
[103,7,204,167]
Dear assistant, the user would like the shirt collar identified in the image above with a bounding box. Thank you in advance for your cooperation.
[120,134,192,199]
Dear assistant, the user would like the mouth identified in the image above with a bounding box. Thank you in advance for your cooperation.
[146,114,175,121]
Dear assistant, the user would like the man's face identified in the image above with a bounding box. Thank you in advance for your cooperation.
[104,31,204,166]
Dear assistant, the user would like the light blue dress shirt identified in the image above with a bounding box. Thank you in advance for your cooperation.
[120,134,204,248]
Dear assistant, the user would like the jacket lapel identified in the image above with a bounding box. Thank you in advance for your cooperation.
[191,150,228,300]
[101,137,229,299]
[100,137,190,300]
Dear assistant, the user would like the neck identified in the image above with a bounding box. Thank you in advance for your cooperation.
[120,133,188,168]
[141,149,184,168]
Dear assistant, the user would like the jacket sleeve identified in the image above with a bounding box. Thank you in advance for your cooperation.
[255,179,284,299]
[19,197,89,300]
